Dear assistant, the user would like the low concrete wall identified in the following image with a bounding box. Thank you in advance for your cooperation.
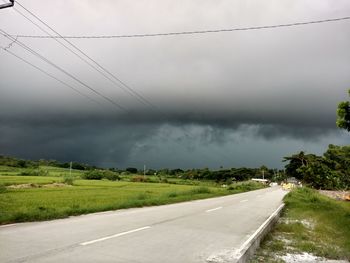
[235,203,285,263]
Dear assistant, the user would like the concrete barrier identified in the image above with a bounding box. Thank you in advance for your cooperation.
[234,203,285,263]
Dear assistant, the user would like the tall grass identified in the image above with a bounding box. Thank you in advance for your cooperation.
[253,187,350,261]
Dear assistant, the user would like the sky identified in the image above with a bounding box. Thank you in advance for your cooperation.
[0,0,349,169]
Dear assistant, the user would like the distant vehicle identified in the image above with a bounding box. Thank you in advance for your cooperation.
[282,177,302,190]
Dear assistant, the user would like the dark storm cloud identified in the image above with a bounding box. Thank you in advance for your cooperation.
[0,0,350,167]
[0,116,160,166]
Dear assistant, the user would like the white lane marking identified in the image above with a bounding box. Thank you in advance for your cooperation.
[0,223,17,228]
[206,207,223,213]
[240,199,249,203]
[80,226,151,246]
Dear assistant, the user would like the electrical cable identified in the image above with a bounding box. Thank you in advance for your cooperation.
[12,16,350,39]
[15,1,158,110]
[0,43,102,105]
[0,28,128,112]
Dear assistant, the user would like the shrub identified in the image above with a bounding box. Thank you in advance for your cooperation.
[20,169,49,176]
[102,171,120,181]
[83,170,103,180]
[63,175,75,185]
[131,175,148,182]
[83,170,120,181]
[126,167,138,174]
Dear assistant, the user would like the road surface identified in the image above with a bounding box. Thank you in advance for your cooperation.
[0,186,286,263]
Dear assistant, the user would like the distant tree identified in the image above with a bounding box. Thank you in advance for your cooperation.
[323,144,350,189]
[298,159,339,189]
[17,160,27,168]
[284,147,349,190]
[283,151,315,180]
[71,162,85,170]
[171,169,184,175]
[259,165,269,179]
[336,89,350,131]
[126,167,138,174]
[145,169,156,175]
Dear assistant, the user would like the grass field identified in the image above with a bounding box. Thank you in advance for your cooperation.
[251,187,350,262]
[0,166,266,224]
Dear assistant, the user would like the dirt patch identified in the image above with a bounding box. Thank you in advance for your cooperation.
[319,190,350,201]
[7,183,39,189]
[279,252,349,263]
[7,183,70,189]
[280,218,315,230]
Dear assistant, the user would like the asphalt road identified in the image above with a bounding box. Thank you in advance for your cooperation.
[0,186,286,263]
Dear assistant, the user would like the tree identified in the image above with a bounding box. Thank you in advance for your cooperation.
[336,89,350,131]
[283,152,320,180]
[126,167,138,174]
[284,147,349,190]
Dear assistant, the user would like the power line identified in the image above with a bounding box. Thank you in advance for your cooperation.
[0,28,128,112]
[12,7,133,104]
[13,5,151,109]
[0,42,101,105]
[15,1,158,111]
[11,16,350,39]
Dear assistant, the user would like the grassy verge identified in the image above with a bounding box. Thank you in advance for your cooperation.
[0,175,265,224]
[251,187,350,262]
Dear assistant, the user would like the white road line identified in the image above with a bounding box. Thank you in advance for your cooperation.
[206,207,223,213]
[240,199,249,203]
[0,223,17,228]
[80,226,151,246]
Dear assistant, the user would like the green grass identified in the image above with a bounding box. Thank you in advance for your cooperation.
[0,165,85,178]
[0,165,266,224]
[251,187,350,262]
[38,166,85,177]
[0,172,265,224]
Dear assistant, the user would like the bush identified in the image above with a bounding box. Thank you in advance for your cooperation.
[131,175,148,182]
[20,169,49,176]
[83,170,120,181]
[126,167,138,174]
[102,171,120,181]
[63,175,75,185]
[83,170,103,180]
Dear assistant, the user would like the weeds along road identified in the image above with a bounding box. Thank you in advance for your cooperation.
[0,186,286,263]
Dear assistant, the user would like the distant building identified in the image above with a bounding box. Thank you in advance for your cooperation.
[251,178,269,184]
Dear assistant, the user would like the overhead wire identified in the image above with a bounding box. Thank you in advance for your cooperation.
[0,41,101,105]
[0,28,128,112]
[11,16,350,39]
[15,1,158,111]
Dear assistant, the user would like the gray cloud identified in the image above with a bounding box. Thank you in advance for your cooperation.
[0,0,349,168]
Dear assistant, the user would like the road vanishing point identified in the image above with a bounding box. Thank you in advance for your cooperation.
[0,187,286,263]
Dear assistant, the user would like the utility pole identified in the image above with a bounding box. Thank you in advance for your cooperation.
[143,164,146,176]
[69,161,72,177]
[0,0,14,10]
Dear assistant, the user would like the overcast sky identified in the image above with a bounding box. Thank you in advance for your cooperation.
[0,0,349,169]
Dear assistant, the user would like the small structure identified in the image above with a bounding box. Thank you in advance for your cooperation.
[251,178,269,184]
